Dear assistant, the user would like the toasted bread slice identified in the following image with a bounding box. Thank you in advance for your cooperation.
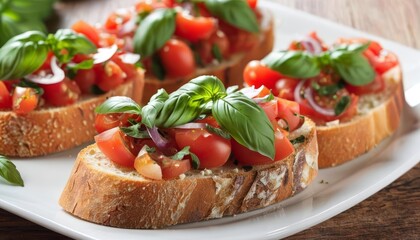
[317,65,404,168]
[59,117,317,229]
[141,11,274,103]
[0,69,144,157]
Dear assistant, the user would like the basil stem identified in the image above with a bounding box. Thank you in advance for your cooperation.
[334,95,351,115]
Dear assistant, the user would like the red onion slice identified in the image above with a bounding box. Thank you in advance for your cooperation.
[173,122,206,129]
[240,85,266,99]
[119,52,141,64]
[294,79,307,103]
[301,36,322,54]
[304,86,335,116]
[146,127,177,155]
[93,44,118,64]
[26,56,65,84]
[118,8,137,36]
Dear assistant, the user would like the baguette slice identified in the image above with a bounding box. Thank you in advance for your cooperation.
[59,117,318,229]
[0,69,144,157]
[141,10,274,103]
[317,65,404,168]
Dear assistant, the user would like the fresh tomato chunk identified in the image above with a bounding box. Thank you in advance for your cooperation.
[175,12,216,42]
[232,129,294,165]
[95,113,141,133]
[160,158,191,180]
[95,61,125,92]
[259,100,278,122]
[12,87,39,114]
[247,0,258,9]
[276,78,299,100]
[197,30,230,64]
[158,39,196,79]
[0,82,12,110]
[243,60,282,90]
[277,98,301,131]
[74,68,96,94]
[174,128,231,169]
[72,20,101,47]
[104,10,132,32]
[134,152,163,180]
[95,127,136,167]
[346,74,385,95]
[41,78,81,106]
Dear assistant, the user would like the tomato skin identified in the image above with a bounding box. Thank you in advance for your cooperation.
[41,78,81,106]
[277,98,301,131]
[197,30,230,64]
[111,54,139,80]
[175,12,216,42]
[96,61,124,92]
[244,60,282,90]
[158,39,196,78]
[95,127,136,167]
[232,129,294,165]
[174,128,231,169]
[12,87,39,114]
[104,10,132,33]
[259,100,278,122]
[72,20,101,47]
[247,0,258,9]
[160,158,191,179]
[346,74,385,95]
[95,113,140,133]
[0,82,12,109]
[276,78,299,100]
[74,69,96,94]
[219,21,259,53]
[134,155,162,180]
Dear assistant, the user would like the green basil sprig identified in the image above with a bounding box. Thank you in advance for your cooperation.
[96,96,142,114]
[0,155,24,187]
[205,0,259,33]
[0,29,97,80]
[134,8,176,58]
[262,43,375,86]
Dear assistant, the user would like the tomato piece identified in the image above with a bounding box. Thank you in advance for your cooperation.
[72,20,101,47]
[175,128,231,169]
[158,39,196,78]
[95,113,141,133]
[259,100,278,122]
[0,82,12,110]
[219,20,259,53]
[232,129,294,165]
[197,30,230,64]
[104,10,132,32]
[195,115,219,128]
[12,87,39,114]
[276,78,299,100]
[134,152,163,180]
[95,127,136,167]
[364,49,398,75]
[243,60,282,90]
[96,61,124,91]
[160,158,191,180]
[247,0,258,9]
[175,12,216,42]
[74,69,96,94]
[41,78,81,106]
[277,98,301,131]
[111,54,139,80]
[346,74,385,95]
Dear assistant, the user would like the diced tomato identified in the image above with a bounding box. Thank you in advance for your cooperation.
[276,78,299,100]
[12,87,39,114]
[95,61,124,91]
[41,78,81,106]
[104,10,132,33]
[174,128,231,169]
[135,0,170,13]
[243,60,282,90]
[0,82,12,109]
[259,100,278,122]
[134,153,162,180]
[346,74,385,95]
[72,20,101,47]
[364,49,398,75]
[277,98,301,131]
[232,129,294,165]
[95,113,141,133]
[95,127,136,167]
[175,12,216,42]
[111,54,139,80]
[197,30,230,64]
[219,21,259,53]
[158,39,196,79]
[247,0,258,9]
[74,69,96,94]
[160,158,191,180]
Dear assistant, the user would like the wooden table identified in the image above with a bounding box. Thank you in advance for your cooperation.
[1,0,419,239]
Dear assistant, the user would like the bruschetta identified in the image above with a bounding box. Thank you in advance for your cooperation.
[242,32,404,168]
[59,75,318,228]
[72,0,274,103]
[0,30,144,157]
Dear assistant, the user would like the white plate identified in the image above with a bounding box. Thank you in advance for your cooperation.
[1,1,420,239]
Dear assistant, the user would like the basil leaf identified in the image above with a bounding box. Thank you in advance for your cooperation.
[334,95,351,115]
[17,80,44,95]
[0,30,49,79]
[206,124,231,139]
[213,92,275,159]
[262,51,320,79]
[6,0,56,20]
[190,152,200,169]
[290,135,305,145]
[67,59,94,78]
[134,8,176,58]
[141,89,169,128]
[154,75,226,128]
[333,43,369,54]
[311,81,344,96]
[0,155,24,187]
[95,96,142,114]
[211,44,222,62]
[120,124,150,139]
[171,146,191,160]
[330,51,375,86]
[151,54,165,80]
[49,29,97,63]
[205,0,259,33]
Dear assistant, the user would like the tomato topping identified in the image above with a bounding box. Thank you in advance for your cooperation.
[12,87,39,114]
[104,10,132,33]
[158,39,196,78]
[232,129,294,165]
[0,82,12,109]
[174,128,231,169]
[95,113,140,133]
[111,54,139,80]
[72,20,101,47]
[95,60,125,92]
[219,21,259,53]
[41,78,81,106]
[160,158,191,179]
[244,60,282,90]
[197,30,230,64]
[95,127,136,167]
[175,12,216,42]
[134,152,163,180]
[247,0,258,9]
[276,78,299,100]
[277,98,301,131]
[74,69,96,94]
[346,74,385,95]
[259,100,278,122]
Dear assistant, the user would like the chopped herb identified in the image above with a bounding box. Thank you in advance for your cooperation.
[190,152,200,169]
[290,135,305,144]
[151,54,166,80]
[206,124,231,139]
[211,44,223,62]
[18,80,44,95]
[120,124,150,139]
[91,85,106,95]
[334,95,351,116]
[170,146,200,169]
[311,81,344,96]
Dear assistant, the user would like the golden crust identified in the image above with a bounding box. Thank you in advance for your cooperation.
[0,69,144,157]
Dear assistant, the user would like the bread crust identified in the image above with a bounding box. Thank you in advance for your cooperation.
[140,10,274,103]
[317,66,404,168]
[0,69,144,157]
[59,118,318,229]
